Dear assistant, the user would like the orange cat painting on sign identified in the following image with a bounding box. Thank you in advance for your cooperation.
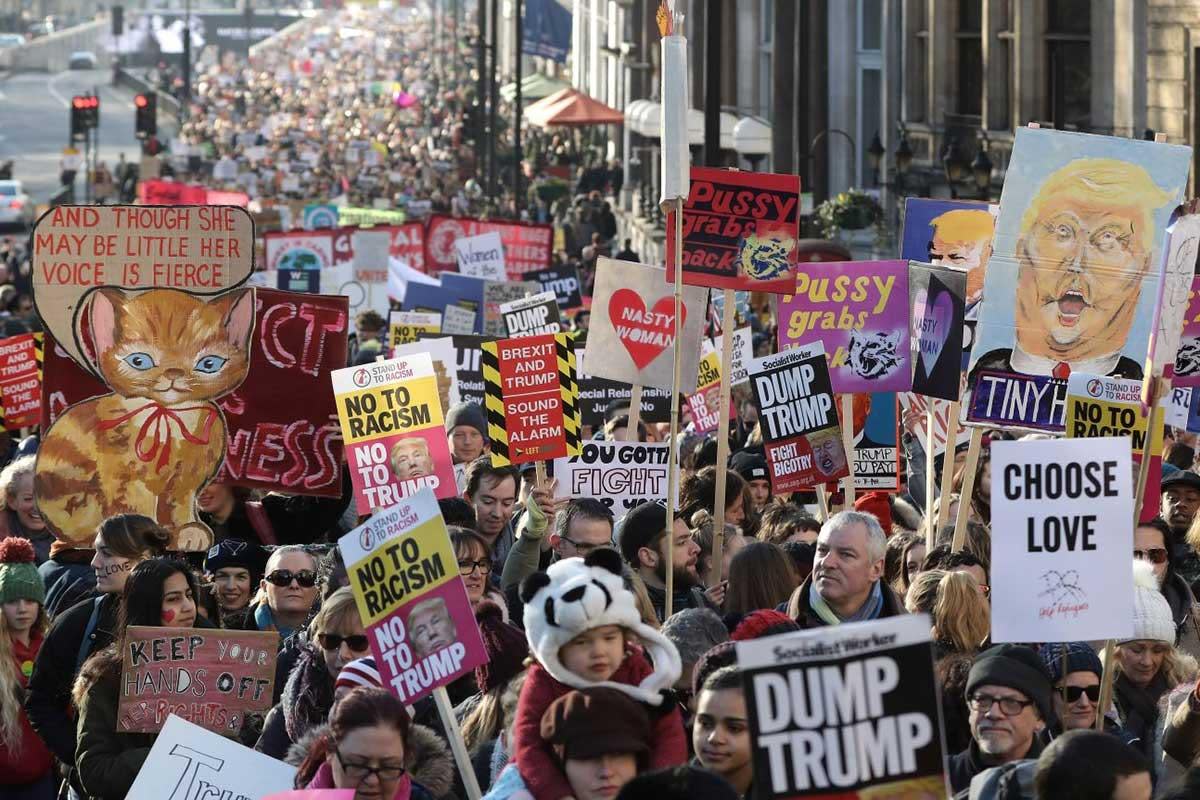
[35,287,255,550]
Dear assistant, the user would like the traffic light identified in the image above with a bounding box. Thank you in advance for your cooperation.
[70,95,100,140]
[135,93,156,139]
[112,5,124,37]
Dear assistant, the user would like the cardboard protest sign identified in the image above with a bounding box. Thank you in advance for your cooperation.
[1174,277,1200,388]
[777,260,911,394]
[586,257,708,392]
[302,203,339,230]
[483,280,540,337]
[442,304,478,335]
[990,437,1134,642]
[265,231,334,272]
[389,223,427,272]
[900,198,997,322]
[393,337,460,412]
[126,715,296,800]
[421,333,492,407]
[736,615,948,799]
[1152,215,1200,379]
[31,205,257,551]
[482,333,581,465]
[0,333,42,430]
[352,229,391,285]
[714,327,754,387]
[897,392,971,459]
[839,393,900,491]
[426,215,553,275]
[338,488,488,703]
[576,348,672,429]
[1066,373,1162,523]
[665,167,801,292]
[332,353,457,513]
[1166,385,1193,429]
[40,291,349,499]
[388,311,441,349]
[749,343,849,492]
[526,265,583,312]
[553,441,669,514]
[686,341,730,434]
[277,268,319,293]
[455,231,507,281]
[908,261,967,400]
[501,291,562,338]
[964,127,1190,432]
[118,627,276,734]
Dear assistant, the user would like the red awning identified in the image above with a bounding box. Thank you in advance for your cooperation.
[526,88,625,128]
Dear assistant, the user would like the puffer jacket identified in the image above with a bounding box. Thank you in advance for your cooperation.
[255,642,333,760]
[286,720,458,799]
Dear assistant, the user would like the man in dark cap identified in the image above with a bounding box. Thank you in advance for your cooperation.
[617,501,702,623]
[949,644,1052,794]
[1160,470,1200,584]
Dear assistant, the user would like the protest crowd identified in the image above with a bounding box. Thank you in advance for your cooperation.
[5,3,1200,800]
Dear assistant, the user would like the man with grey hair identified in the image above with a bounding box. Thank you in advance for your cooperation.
[785,510,905,627]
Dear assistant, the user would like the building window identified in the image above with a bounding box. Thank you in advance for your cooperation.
[906,0,928,124]
[856,0,883,185]
[759,0,773,117]
[1045,0,1090,130]
[955,0,982,116]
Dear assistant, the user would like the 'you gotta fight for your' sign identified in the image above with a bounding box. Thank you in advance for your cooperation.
[990,437,1134,643]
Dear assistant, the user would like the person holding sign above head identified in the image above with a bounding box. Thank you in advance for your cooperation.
[515,549,687,800]
[74,558,211,800]
[784,511,905,628]
[947,644,1052,795]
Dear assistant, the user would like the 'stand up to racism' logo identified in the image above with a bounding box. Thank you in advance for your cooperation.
[1086,379,1104,398]
[359,525,380,551]
[353,368,372,388]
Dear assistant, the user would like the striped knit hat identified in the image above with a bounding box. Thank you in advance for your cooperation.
[335,657,382,693]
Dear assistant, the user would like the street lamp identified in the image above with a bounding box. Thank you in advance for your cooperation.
[971,133,993,198]
[895,128,913,176]
[867,132,885,182]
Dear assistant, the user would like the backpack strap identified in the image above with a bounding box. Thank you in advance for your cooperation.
[75,595,106,673]
[245,500,278,546]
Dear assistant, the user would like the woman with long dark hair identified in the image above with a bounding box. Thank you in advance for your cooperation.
[724,542,797,616]
[72,558,208,800]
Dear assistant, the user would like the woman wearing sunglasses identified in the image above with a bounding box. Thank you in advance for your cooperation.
[297,686,434,799]
[1037,642,1137,744]
[1135,518,1200,659]
[452,530,507,614]
[242,545,321,640]
[73,559,211,800]
[257,587,372,760]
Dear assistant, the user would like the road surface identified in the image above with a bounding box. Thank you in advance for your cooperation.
[0,67,144,205]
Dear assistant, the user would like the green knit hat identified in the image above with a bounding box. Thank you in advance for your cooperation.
[0,537,45,606]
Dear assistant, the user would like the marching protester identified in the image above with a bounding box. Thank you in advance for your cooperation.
[1135,517,1200,657]
[0,538,54,800]
[0,456,52,565]
[463,460,522,571]
[1034,730,1153,800]
[243,545,321,639]
[453,530,508,613]
[616,501,705,622]
[203,538,269,629]
[691,666,753,798]
[73,559,209,799]
[1036,643,1116,738]
[1162,472,1200,585]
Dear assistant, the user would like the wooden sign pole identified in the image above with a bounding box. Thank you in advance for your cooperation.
[663,197,686,621]
[936,400,962,534]
[433,686,483,800]
[815,485,830,522]
[840,394,857,506]
[924,402,938,549]
[1095,640,1117,731]
[950,427,983,552]
[626,383,644,442]
[711,288,736,584]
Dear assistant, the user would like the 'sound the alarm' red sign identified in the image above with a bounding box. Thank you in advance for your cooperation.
[0,333,41,430]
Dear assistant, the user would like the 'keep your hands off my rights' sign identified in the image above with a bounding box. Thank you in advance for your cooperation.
[339,488,487,703]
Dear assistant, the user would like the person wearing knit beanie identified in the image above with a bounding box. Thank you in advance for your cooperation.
[446,401,489,463]
[692,640,737,698]
[1126,558,1176,647]
[729,609,800,642]
[334,656,382,698]
[948,644,1051,794]
[854,490,893,532]
[0,536,45,609]
[660,608,727,707]
[475,599,529,694]
[615,765,739,800]
[1037,642,1104,733]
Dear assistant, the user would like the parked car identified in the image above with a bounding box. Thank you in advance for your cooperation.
[68,50,97,70]
[0,33,25,49]
[26,20,53,38]
[0,180,35,229]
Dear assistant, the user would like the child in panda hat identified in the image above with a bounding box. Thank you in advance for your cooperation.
[513,549,687,800]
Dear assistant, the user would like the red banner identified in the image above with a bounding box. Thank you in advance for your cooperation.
[666,167,801,291]
[332,227,354,269]
[41,289,349,496]
[388,222,426,272]
[425,215,553,276]
[0,333,41,430]
[138,180,249,208]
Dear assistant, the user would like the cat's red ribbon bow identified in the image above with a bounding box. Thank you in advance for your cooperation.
[97,402,218,472]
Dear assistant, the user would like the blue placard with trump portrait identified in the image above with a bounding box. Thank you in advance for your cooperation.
[963,127,1191,432]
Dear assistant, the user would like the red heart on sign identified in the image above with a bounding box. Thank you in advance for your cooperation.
[608,289,684,369]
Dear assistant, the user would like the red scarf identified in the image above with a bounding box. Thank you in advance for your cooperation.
[12,631,42,686]
[97,401,218,472]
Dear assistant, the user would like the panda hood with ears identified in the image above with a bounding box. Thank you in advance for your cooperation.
[520,549,682,705]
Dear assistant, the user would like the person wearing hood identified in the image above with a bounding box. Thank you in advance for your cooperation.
[289,659,457,799]
[485,688,653,800]
[1136,517,1200,658]
[948,644,1052,795]
[1110,559,1199,762]
[785,511,905,628]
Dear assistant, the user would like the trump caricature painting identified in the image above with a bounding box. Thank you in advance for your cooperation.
[964,127,1190,432]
